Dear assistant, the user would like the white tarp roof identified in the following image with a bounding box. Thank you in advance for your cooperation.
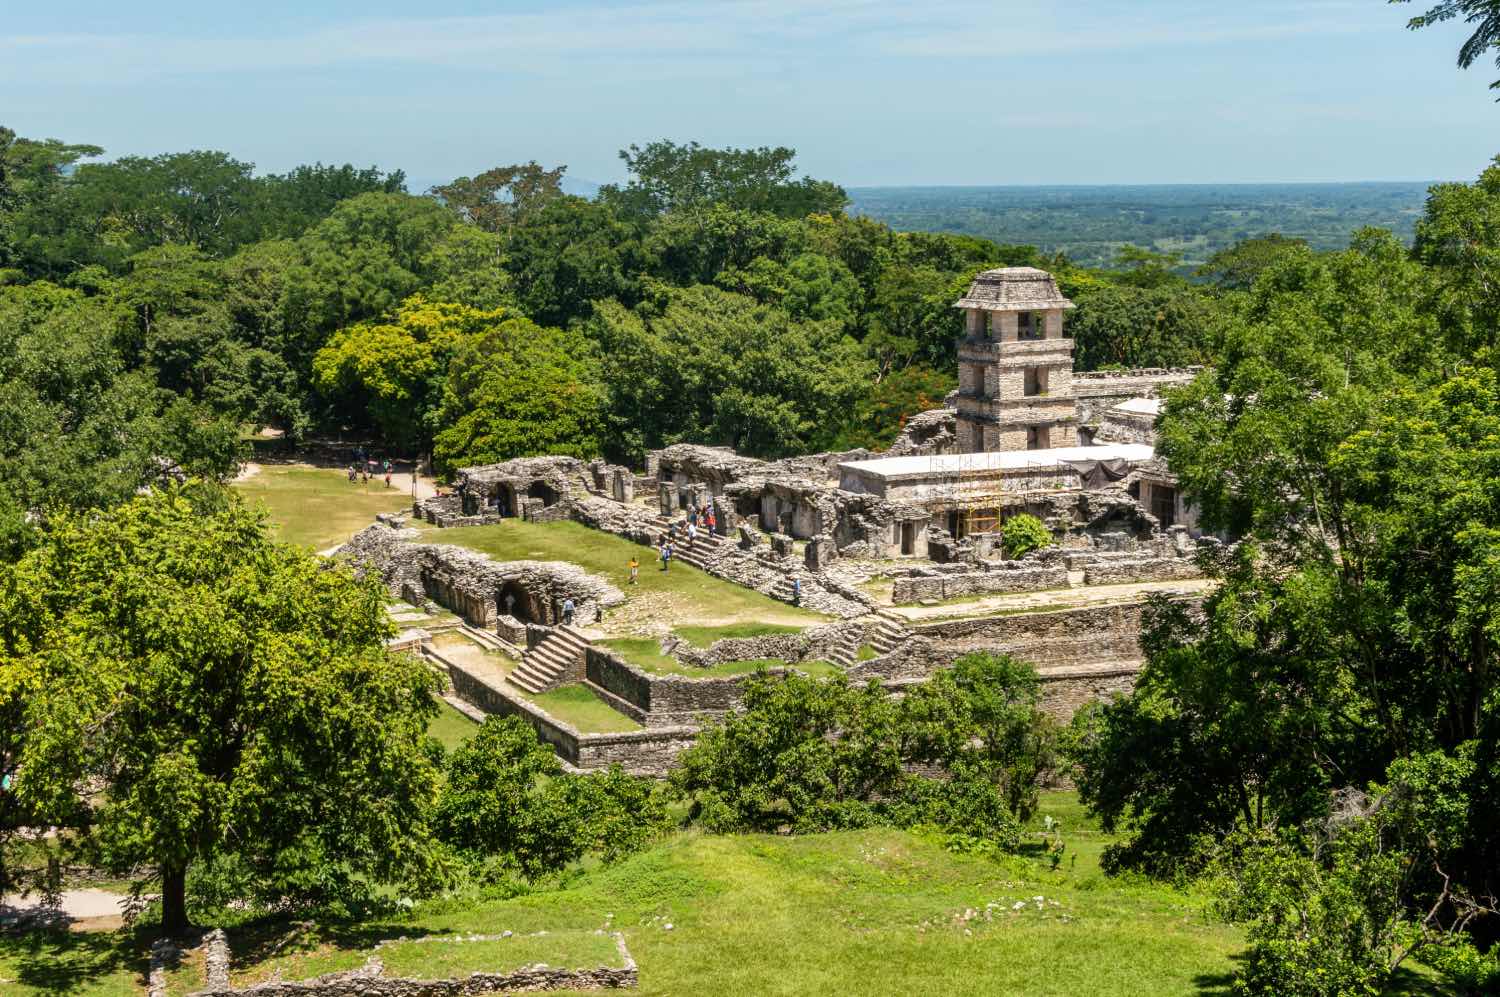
[840,443,1154,479]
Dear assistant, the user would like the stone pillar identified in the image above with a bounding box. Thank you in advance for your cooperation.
[645,453,660,479]
[611,468,633,503]
[804,536,835,572]
[1045,309,1064,339]
[712,496,736,534]
[591,461,609,491]
[659,481,678,517]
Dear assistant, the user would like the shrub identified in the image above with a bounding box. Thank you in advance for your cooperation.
[1000,513,1053,560]
[435,716,665,877]
[673,660,1051,848]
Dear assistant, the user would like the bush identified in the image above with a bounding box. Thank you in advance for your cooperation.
[673,658,1052,847]
[1000,513,1053,560]
[435,716,666,877]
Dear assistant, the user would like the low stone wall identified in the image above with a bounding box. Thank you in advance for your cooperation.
[1034,662,1142,719]
[585,647,754,727]
[891,564,1069,604]
[669,621,870,668]
[1082,557,1203,585]
[913,601,1152,670]
[441,653,695,776]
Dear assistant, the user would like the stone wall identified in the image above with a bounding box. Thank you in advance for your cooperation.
[668,621,871,669]
[891,563,1069,604]
[913,601,1151,670]
[439,652,695,776]
[342,526,624,627]
[1072,367,1199,433]
[585,647,758,727]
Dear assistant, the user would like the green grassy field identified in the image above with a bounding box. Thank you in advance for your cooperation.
[427,521,827,632]
[530,685,643,733]
[427,698,480,752]
[0,792,1256,996]
[233,464,413,550]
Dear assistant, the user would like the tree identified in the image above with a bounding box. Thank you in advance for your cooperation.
[831,364,954,451]
[1412,156,1500,356]
[1398,1,1500,94]
[599,140,847,219]
[1066,282,1217,371]
[0,282,242,556]
[432,319,604,473]
[672,669,1029,847]
[431,162,566,231]
[2,487,443,932]
[590,285,872,460]
[901,653,1057,822]
[1070,570,1368,876]
[312,295,501,451]
[501,195,643,327]
[1196,233,1310,291]
[671,672,911,834]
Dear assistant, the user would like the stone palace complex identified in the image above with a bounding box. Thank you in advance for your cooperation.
[343,267,1215,772]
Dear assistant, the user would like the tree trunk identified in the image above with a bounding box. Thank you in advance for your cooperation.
[160,863,189,936]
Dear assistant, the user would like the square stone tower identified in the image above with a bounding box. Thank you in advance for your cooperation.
[953,267,1079,452]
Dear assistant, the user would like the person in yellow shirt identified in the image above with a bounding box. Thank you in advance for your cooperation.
[628,556,639,585]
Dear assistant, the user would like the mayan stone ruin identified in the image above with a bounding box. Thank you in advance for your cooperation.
[345,267,1218,774]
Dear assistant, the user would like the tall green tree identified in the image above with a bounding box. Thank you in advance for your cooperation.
[2,487,442,932]
[431,162,566,231]
[0,283,242,555]
[590,284,872,460]
[599,140,846,219]
[432,319,602,474]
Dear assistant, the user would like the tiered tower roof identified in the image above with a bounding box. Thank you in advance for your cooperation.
[953,267,1075,312]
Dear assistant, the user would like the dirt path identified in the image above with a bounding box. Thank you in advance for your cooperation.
[888,577,1216,623]
[0,888,140,931]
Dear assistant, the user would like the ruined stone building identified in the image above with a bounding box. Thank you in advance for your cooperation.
[838,267,1199,539]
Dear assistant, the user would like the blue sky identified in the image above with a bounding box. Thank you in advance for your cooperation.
[3,0,1494,188]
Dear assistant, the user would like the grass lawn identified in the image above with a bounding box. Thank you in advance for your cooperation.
[1,790,1456,995]
[427,521,827,633]
[599,638,840,680]
[530,685,642,734]
[427,698,480,752]
[0,790,1251,996]
[234,464,413,551]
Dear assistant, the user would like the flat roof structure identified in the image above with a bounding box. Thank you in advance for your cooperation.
[839,444,1154,481]
[1110,398,1163,416]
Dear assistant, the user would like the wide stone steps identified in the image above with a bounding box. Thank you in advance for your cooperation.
[867,609,911,656]
[510,625,592,695]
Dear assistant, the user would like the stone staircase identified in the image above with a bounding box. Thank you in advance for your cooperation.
[823,630,862,668]
[868,609,911,657]
[510,625,591,694]
[651,516,731,571]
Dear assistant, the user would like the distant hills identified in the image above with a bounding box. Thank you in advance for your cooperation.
[846,182,1433,270]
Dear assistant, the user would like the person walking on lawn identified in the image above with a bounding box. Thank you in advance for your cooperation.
[628,556,639,585]
[660,541,673,571]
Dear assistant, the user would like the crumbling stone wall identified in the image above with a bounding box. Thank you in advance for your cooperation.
[341,526,624,627]
[891,563,1070,603]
